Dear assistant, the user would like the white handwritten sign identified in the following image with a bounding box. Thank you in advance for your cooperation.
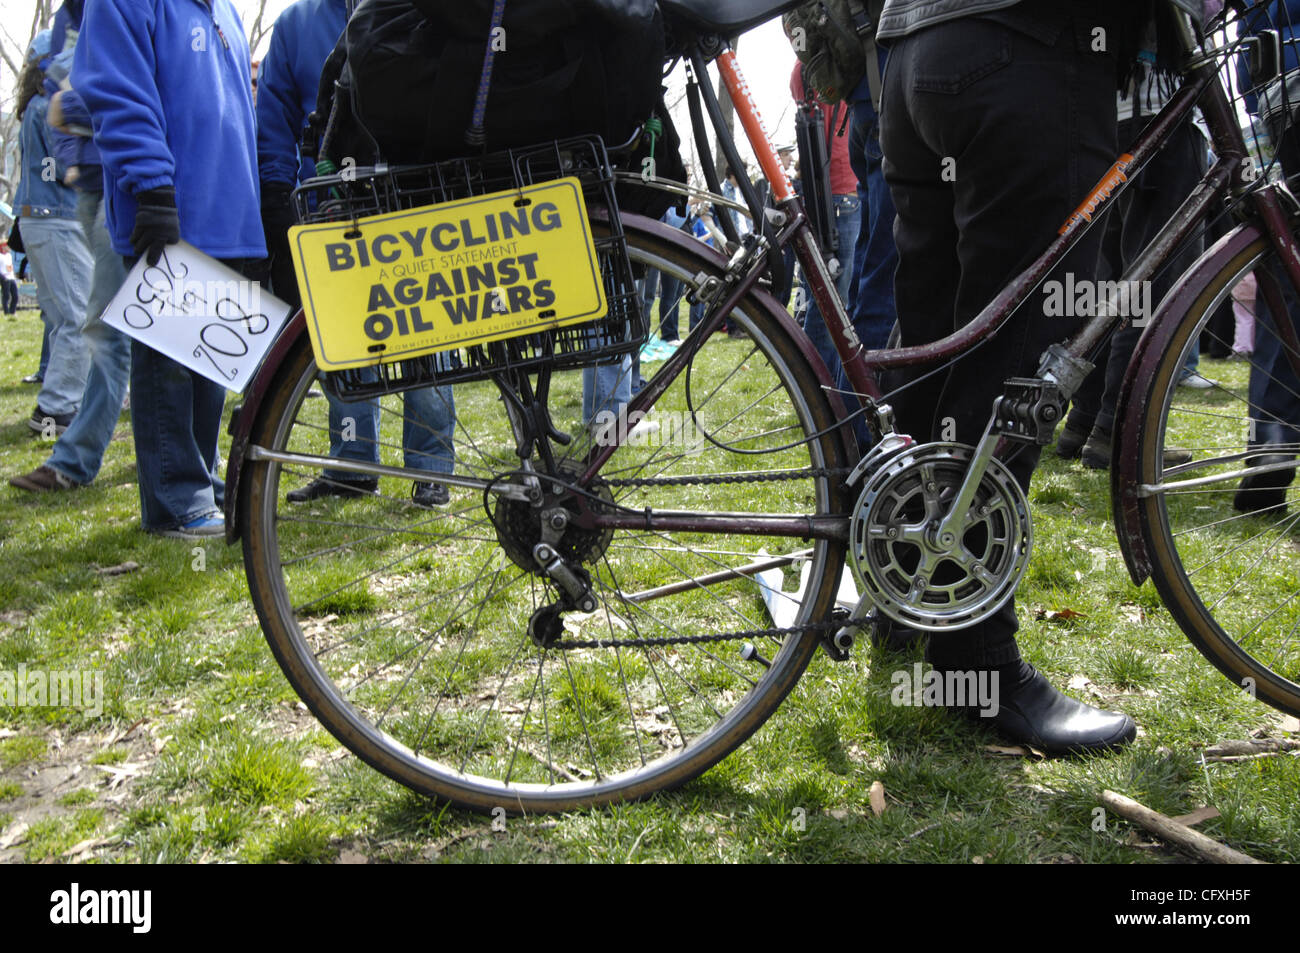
[101,241,293,393]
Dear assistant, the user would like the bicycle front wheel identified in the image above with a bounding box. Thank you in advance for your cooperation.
[239,213,853,812]
[1131,227,1300,716]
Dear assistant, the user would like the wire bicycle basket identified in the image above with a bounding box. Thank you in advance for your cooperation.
[291,135,645,401]
[1212,1,1300,185]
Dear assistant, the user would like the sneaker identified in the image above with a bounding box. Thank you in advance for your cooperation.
[1081,428,1193,471]
[153,515,224,540]
[1233,453,1296,514]
[287,476,378,503]
[9,465,76,492]
[27,406,75,436]
[20,372,43,384]
[1055,418,1092,460]
[1178,372,1217,389]
[412,481,450,507]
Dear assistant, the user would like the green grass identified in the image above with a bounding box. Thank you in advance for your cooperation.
[1,311,1298,863]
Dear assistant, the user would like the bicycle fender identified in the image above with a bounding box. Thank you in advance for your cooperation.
[224,310,308,544]
[1110,221,1262,585]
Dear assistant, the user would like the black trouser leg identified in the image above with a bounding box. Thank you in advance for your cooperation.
[880,9,1116,669]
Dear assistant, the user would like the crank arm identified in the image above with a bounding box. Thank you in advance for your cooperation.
[934,407,1002,545]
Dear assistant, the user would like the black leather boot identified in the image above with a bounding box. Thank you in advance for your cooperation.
[1233,452,1295,515]
[953,664,1136,755]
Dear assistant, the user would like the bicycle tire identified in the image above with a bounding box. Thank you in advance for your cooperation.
[1131,227,1300,716]
[239,212,853,812]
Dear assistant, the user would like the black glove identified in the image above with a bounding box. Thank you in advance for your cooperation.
[260,182,300,307]
[130,187,180,266]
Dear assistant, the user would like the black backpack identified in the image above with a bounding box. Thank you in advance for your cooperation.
[330,0,665,162]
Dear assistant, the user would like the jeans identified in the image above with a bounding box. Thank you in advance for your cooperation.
[582,354,633,425]
[658,273,684,341]
[880,4,1117,669]
[126,254,253,531]
[641,266,685,341]
[37,321,51,379]
[848,96,898,354]
[1247,262,1300,451]
[800,193,863,388]
[47,192,131,485]
[1,277,16,314]
[24,216,93,416]
[324,377,456,480]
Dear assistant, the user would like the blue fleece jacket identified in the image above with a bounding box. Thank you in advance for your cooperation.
[72,0,265,258]
[256,0,349,188]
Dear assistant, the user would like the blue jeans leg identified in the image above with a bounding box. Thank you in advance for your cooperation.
[658,274,683,341]
[325,387,382,478]
[400,385,456,475]
[801,193,863,387]
[583,355,633,426]
[131,339,226,530]
[1248,264,1300,448]
[37,320,51,377]
[25,217,93,416]
[850,103,899,354]
[47,193,131,485]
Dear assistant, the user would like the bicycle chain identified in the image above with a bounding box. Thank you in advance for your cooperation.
[555,617,864,650]
[548,467,857,649]
[601,466,851,488]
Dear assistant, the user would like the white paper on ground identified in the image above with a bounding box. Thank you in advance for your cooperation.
[101,241,292,394]
[754,553,860,629]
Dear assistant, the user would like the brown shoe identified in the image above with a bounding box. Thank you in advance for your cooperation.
[9,465,76,492]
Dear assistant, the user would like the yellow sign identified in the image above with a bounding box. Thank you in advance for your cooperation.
[289,177,606,371]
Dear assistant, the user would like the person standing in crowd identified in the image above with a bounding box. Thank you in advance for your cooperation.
[774,145,800,311]
[1056,24,1208,471]
[16,29,93,436]
[74,0,265,539]
[845,46,898,354]
[257,0,457,507]
[0,241,17,316]
[875,0,1157,753]
[790,60,861,387]
[11,31,133,493]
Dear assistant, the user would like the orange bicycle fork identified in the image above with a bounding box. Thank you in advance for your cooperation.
[714,50,884,405]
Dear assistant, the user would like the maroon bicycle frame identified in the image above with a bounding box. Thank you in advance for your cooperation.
[580,7,1300,547]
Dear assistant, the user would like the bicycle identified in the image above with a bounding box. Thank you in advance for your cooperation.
[227,0,1300,813]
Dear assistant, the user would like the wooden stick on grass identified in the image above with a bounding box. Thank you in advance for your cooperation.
[1100,790,1267,865]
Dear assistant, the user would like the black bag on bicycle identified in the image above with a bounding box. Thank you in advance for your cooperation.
[339,0,662,159]
[794,69,838,260]
[315,0,685,217]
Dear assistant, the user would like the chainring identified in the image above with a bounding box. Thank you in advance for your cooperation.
[848,441,1032,632]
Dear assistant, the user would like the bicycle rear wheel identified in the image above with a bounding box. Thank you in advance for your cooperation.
[239,213,853,812]
[1131,228,1300,716]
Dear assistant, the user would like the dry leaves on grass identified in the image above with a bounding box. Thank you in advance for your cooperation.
[983,743,1046,759]
[1034,607,1086,623]
[868,780,887,817]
